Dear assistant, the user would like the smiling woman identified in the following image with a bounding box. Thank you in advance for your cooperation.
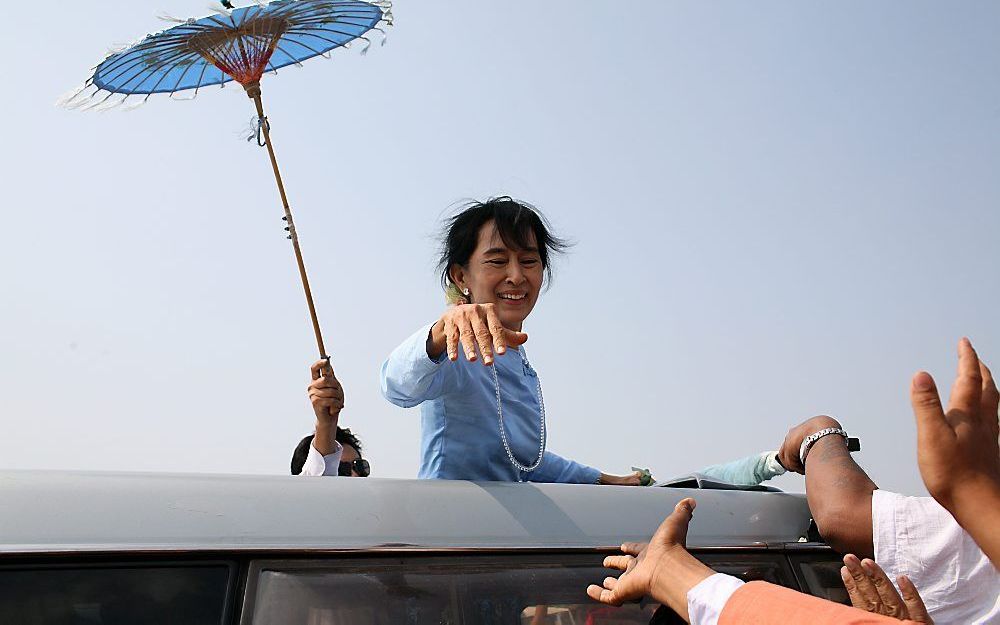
[380,197,643,485]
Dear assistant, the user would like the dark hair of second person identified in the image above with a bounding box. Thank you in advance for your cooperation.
[290,427,363,476]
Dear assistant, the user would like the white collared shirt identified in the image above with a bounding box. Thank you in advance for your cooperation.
[686,573,746,625]
[873,490,1000,624]
[298,441,343,476]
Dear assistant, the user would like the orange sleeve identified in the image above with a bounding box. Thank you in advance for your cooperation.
[719,581,921,625]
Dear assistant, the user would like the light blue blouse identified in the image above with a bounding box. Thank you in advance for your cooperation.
[380,323,601,483]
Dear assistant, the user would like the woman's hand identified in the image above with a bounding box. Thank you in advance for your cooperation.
[599,471,646,486]
[427,303,528,365]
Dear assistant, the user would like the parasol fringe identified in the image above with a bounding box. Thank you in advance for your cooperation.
[56,85,90,109]
[208,3,234,17]
[119,98,148,112]
[156,12,196,25]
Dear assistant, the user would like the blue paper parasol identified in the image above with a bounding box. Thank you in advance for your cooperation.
[62,0,393,362]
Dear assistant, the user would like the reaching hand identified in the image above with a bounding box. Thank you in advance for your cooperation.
[910,338,1000,512]
[777,415,842,474]
[841,554,932,623]
[587,498,713,621]
[428,303,528,365]
[588,498,696,606]
[308,359,344,423]
[599,471,646,486]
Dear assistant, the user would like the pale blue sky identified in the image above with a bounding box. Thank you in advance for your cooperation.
[1,1,998,496]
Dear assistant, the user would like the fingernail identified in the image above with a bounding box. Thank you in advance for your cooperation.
[913,371,934,390]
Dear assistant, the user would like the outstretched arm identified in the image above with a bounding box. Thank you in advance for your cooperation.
[778,416,878,557]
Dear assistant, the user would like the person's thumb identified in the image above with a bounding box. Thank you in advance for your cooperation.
[504,329,528,346]
[654,498,696,547]
[911,371,950,440]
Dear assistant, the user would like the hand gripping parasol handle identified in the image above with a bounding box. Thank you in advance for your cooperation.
[244,81,329,363]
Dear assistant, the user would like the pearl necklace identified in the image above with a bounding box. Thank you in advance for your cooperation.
[490,348,547,474]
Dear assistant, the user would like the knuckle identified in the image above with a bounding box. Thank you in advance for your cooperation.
[912,393,942,407]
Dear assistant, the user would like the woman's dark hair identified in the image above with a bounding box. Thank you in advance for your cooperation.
[438,196,570,290]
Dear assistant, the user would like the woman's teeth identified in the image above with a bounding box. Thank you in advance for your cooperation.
[499,293,526,300]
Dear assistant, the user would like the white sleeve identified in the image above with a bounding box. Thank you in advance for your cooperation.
[298,441,343,476]
[872,490,1000,623]
[686,573,746,625]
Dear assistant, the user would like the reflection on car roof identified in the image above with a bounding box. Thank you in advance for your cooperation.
[0,470,812,554]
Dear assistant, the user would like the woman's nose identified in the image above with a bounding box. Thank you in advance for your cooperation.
[506,262,525,284]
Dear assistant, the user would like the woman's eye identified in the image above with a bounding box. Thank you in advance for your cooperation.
[485,260,506,266]
[521,259,539,266]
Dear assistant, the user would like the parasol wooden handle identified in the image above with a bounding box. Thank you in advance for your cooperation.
[244,81,329,361]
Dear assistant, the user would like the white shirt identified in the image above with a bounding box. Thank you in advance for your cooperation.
[873,490,1000,624]
[298,441,343,476]
[687,573,745,625]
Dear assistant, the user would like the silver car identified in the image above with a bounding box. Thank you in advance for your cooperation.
[0,470,846,624]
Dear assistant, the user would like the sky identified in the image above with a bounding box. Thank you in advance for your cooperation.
[1,1,998,497]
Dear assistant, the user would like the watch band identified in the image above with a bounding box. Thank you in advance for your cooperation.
[799,427,848,467]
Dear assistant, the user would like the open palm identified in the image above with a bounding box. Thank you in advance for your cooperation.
[587,498,697,606]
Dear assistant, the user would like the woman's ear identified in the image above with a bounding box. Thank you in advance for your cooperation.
[448,264,466,292]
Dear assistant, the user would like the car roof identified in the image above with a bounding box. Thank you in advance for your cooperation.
[0,470,813,554]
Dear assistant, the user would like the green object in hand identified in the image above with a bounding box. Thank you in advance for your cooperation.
[632,467,654,486]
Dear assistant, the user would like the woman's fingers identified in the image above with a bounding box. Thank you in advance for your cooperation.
[469,312,494,365]
[456,314,478,362]
[484,306,507,355]
[861,559,908,618]
[897,575,933,624]
[444,318,459,361]
[620,542,646,556]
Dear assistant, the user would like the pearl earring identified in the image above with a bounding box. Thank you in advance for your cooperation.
[463,288,470,296]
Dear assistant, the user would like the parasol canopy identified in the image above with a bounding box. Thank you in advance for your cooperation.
[64,0,391,109]
[62,0,392,364]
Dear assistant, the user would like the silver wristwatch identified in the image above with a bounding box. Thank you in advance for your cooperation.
[799,427,848,467]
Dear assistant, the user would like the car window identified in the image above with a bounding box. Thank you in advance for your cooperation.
[245,552,797,625]
[699,553,798,588]
[0,563,232,625]
[787,555,851,605]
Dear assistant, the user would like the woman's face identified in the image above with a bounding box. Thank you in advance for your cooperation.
[452,220,543,331]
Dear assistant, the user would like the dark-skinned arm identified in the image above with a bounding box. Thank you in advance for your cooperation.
[779,416,878,558]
